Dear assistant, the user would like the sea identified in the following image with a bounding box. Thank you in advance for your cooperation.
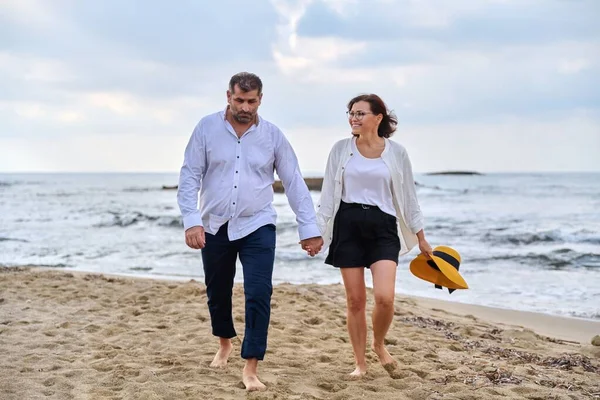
[1,172,598,321]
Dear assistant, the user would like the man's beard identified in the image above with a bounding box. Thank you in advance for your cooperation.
[232,111,253,124]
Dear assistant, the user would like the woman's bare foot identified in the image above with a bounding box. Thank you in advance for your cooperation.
[372,342,396,366]
[349,364,368,378]
[243,360,266,391]
[210,339,233,368]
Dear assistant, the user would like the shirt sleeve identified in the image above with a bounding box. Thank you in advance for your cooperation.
[273,129,321,240]
[400,148,424,234]
[177,122,205,231]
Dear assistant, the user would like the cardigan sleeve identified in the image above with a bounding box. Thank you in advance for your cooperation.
[400,148,424,234]
[315,141,340,235]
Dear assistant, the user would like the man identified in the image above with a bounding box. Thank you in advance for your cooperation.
[177,72,323,391]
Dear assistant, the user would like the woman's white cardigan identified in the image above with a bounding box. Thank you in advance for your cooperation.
[316,138,424,256]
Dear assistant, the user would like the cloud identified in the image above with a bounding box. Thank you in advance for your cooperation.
[297,0,600,45]
[273,36,367,78]
[0,0,598,172]
[397,109,600,173]
[558,58,592,75]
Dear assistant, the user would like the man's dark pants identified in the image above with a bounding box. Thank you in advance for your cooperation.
[201,222,276,360]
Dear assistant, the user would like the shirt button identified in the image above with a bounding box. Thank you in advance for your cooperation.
[350,153,353,156]
[236,171,238,173]
[234,186,237,188]
[233,202,236,205]
[237,156,239,158]
[238,141,240,143]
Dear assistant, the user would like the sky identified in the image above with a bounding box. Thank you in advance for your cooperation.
[1,0,599,174]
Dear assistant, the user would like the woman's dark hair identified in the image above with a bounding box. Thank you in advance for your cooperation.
[347,94,397,138]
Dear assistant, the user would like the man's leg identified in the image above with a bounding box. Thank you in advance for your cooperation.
[201,223,238,368]
[238,224,276,391]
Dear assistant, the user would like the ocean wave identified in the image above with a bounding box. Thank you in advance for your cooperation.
[129,266,153,271]
[94,211,182,228]
[35,192,77,198]
[275,221,299,232]
[483,230,600,246]
[123,187,160,192]
[575,230,600,245]
[0,237,29,243]
[275,249,314,262]
[568,311,600,321]
[469,250,600,269]
[415,183,469,194]
[483,231,562,245]
[0,179,43,187]
[93,211,304,231]
[0,263,71,268]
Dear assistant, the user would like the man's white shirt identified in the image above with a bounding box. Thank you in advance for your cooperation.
[177,109,320,241]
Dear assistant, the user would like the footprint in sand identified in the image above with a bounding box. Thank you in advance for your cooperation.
[383,363,409,379]
[42,377,56,387]
[303,316,323,326]
[384,337,399,345]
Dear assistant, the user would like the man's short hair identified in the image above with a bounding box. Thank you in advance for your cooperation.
[229,72,263,95]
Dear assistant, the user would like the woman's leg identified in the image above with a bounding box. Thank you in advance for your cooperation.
[370,260,397,366]
[340,267,368,376]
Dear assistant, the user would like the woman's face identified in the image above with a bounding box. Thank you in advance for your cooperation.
[348,101,381,135]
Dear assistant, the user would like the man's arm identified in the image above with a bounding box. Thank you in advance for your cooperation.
[273,129,322,253]
[177,123,207,249]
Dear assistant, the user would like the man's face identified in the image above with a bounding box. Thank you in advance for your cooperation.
[227,84,262,124]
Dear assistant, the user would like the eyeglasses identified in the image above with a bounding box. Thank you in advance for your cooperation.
[346,111,373,120]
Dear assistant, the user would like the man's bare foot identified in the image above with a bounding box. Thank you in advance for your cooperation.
[372,342,396,366]
[210,339,233,368]
[349,365,367,378]
[242,373,266,391]
[243,360,266,391]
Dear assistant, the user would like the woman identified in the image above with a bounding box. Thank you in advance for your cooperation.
[313,94,432,377]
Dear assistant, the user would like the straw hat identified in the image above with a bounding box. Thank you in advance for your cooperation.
[409,246,468,293]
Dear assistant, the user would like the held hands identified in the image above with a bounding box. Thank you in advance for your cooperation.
[418,238,433,259]
[185,226,206,249]
[299,236,324,257]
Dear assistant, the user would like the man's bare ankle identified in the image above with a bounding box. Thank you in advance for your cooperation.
[210,339,234,368]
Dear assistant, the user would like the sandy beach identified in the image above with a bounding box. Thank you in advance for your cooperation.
[1,267,599,400]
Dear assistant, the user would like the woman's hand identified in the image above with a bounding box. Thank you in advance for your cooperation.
[418,238,433,259]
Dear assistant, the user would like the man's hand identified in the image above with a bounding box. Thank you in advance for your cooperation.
[185,226,206,249]
[299,236,324,257]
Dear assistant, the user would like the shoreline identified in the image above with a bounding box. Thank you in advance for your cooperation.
[51,266,600,325]
[62,267,600,343]
[410,295,600,345]
[1,267,599,399]
[5,265,600,328]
